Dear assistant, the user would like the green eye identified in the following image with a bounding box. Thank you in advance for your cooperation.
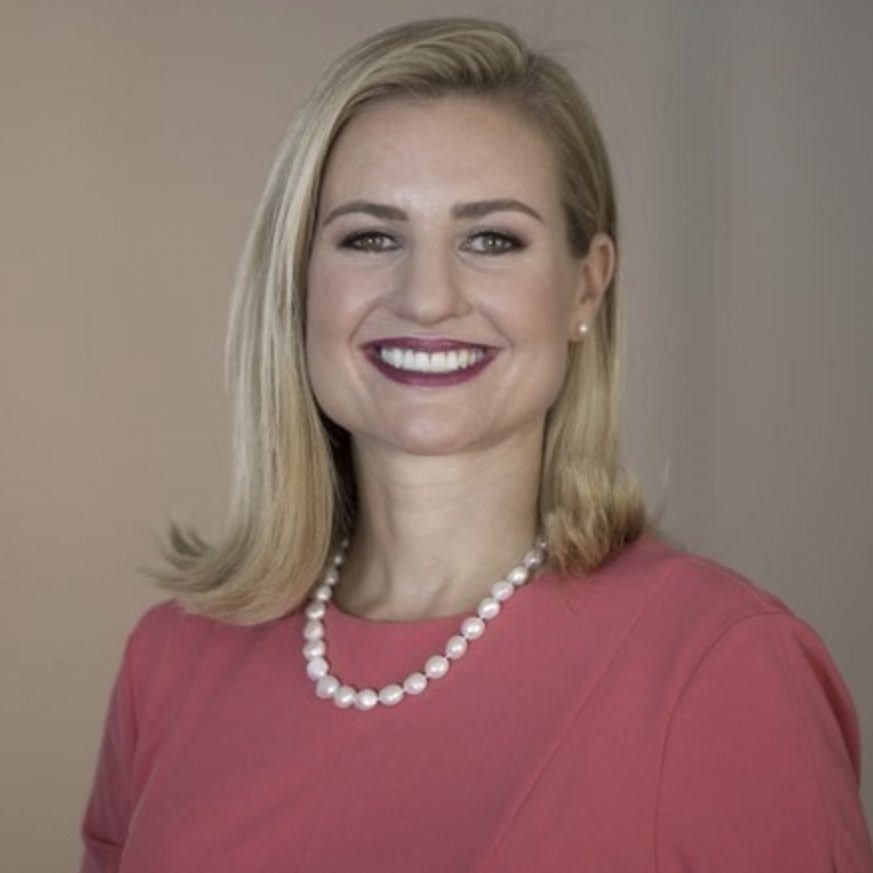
[338,229,525,254]
[340,231,397,251]
[466,231,524,255]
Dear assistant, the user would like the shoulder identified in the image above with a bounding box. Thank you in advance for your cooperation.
[117,598,228,724]
[600,528,801,641]
[635,534,865,802]
[120,596,286,697]
[558,530,857,711]
[652,568,869,869]
[615,537,873,868]
[123,598,212,664]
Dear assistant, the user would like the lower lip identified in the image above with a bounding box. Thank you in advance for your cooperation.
[365,348,497,386]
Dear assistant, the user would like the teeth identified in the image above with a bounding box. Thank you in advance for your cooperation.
[378,346,486,373]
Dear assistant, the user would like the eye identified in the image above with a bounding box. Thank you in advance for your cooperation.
[339,230,398,252]
[464,230,525,255]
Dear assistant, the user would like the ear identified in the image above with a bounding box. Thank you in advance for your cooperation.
[569,232,616,341]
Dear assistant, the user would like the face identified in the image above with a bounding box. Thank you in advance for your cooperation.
[305,95,612,457]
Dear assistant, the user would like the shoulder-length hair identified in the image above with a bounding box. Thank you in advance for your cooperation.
[144,16,650,625]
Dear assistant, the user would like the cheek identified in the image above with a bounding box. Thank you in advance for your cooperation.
[306,265,357,361]
[306,262,339,333]
[494,267,573,345]
[306,259,382,334]
[304,263,379,412]
[304,267,347,405]
[493,269,573,397]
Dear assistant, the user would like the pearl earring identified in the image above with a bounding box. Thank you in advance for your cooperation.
[577,323,589,336]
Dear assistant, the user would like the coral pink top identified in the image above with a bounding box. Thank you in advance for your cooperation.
[78,531,873,871]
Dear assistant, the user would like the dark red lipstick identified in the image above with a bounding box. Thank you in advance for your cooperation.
[361,336,498,387]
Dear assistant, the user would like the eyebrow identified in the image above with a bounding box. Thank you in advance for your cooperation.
[320,198,545,227]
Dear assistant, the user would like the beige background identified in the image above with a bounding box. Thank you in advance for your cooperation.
[2,0,871,868]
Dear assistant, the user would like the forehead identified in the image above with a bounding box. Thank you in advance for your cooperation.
[317,96,562,212]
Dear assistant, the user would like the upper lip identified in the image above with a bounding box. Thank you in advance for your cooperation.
[363,336,496,352]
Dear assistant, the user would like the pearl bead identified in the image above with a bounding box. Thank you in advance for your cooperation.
[424,655,450,679]
[316,675,339,698]
[304,533,546,711]
[523,548,545,569]
[461,616,485,640]
[303,639,325,658]
[445,635,468,659]
[354,689,378,710]
[403,672,427,695]
[303,619,324,641]
[491,580,515,601]
[334,685,356,708]
[478,596,501,620]
[378,684,404,706]
[306,657,329,680]
[507,565,529,586]
[306,601,326,620]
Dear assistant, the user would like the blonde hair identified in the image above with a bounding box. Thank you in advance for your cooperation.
[144,16,650,625]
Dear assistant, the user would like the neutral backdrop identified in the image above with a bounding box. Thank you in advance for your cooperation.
[2,0,871,869]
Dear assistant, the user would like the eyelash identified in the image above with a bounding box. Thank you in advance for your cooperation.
[338,229,525,255]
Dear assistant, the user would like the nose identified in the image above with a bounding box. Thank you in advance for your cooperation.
[386,238,473,325]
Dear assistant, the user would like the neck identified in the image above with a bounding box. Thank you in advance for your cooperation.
[334,422,544,621]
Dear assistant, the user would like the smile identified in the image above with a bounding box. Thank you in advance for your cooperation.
[378,346,486,373]
[363,343,497,387]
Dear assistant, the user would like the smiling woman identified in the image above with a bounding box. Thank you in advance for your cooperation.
[135,15,645,627]
[305,95,611,471]
[77,16,873,873]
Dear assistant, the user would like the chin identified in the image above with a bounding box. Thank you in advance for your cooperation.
[360,415,536,459]
[373,425,481,457]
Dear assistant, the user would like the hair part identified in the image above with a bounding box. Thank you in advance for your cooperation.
[142,16,650,625]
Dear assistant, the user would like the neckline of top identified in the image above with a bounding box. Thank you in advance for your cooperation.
[325,565,548,632]
[309,529,661,636]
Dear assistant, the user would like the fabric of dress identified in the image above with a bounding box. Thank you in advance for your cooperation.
[78,530,873,872]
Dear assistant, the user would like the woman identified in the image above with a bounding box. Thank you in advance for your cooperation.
[78,17,873,872]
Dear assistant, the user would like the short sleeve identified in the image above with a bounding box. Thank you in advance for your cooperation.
[77,602,179,873]
[78,630,139,872]
[656,612,873,872]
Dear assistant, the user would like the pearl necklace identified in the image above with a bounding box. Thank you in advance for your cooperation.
[301,534,548,710]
